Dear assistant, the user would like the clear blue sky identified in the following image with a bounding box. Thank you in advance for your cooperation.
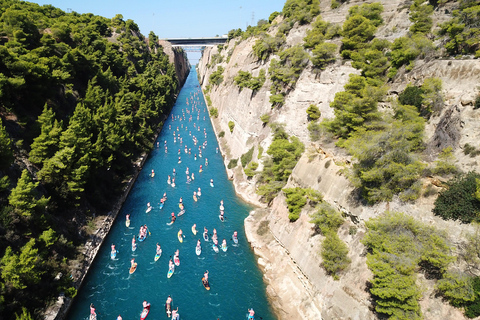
[30,0,286,38]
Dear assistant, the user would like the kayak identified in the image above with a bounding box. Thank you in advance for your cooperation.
[174,255,180,266]
[167,266,175,278]
[111,250,117,259]
[221,244,227,252]
[202,277,210,290]
[140,305,150,320]
[191,226,197,235]
[203,232,208,241]
[212,244,219,253]
[154,251,161,261]
[129,263,137,274]
[126,219,130,227]
[178,231,183,243]
[196,245,201,256]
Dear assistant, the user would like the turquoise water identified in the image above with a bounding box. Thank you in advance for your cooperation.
[67,67,276,320]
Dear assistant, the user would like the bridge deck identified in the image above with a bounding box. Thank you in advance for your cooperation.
[162,37,228,46]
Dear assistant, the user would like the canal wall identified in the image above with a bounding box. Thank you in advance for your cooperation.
[44,47,190,320]
[196,0,480,319]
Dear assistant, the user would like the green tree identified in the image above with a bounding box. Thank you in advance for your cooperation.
[436,271,475,307]
[321,231,350,278]
[310,42,337,70]
[15,308,34,320]
[0,118,14,170]
[309,202,344,234]
[1,239,42,290]
[29,105,63,166]
[8,169,49,217]
[306,104,321,120]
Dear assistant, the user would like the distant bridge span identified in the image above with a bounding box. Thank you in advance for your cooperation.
[162,37,228,47]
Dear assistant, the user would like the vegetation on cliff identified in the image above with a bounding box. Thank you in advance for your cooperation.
[0,1,180,319]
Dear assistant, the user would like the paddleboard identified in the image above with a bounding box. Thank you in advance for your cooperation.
[193,195,197,202]
[233,235,238,244]
[219,205,224,211]
[212,244,219,253]
[146,206,152,213]
[140,305,150,320]
[154,251,161,261]
[203,232,208,241]
[221,244,227,252]
[129,263,137,274]
[196,245,201,256]
[178,231,183,243]
[166,221,174,226]
[159,202,164,210]
[126,219,130,227]
[132,243,137,252]
[192,226,197,235]
[219,215,224,222]
[178,203,183,209]
[178,210,185,216]
[174,255,180,266]
[210,182,214,187]
[167,267,174,278]
[202,277,210,290]
[111,250,117,259]
[89,314,97,320]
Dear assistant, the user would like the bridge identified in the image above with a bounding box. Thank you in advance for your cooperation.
[162,37,229,47]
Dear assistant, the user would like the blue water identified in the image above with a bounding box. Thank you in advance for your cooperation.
[67,67,276,320]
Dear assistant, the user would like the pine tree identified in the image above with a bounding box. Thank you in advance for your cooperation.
[29,105,63,166]
[0,118,14,170]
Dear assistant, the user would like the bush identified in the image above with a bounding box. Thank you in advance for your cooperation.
[436,271,475,307]
[209,66,224,86]
[433,171,480,223]
[228,121,235,133]
[282,0,320,25]
[321,231,351,279]
[464,143,480,157]
[306,104,321,121]
[309,202,344,234]
[432,147,457,175]
[475,94,480,110]
[284,187,307,221]
[465,277,480,318]
[399,84,424,110]
[252,33,283,61]
[241,147,254,167]
[311,42,338,70]
[363,211,454,319]
[269,93,285,107]
[260,114,270,126]
[244,162,259,177]
[209,107,218,118]
[307,121,322,141]
[218,131,225,138]
[227,158,238,169]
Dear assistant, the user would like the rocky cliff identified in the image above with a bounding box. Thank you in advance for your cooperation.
[197,0,480,319]
[159,40,191,88]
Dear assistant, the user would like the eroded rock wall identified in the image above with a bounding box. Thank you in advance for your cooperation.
[198,0,480,319]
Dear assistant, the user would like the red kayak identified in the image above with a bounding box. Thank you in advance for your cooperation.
[140,304,150,320]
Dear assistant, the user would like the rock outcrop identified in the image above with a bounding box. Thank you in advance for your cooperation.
[197,0,480,319]
[159,40,190,88]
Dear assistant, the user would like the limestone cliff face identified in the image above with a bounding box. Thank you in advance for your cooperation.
[159,40,190,88]
[197,1,480,319]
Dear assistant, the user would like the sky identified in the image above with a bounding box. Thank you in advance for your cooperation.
[30,0,287,38]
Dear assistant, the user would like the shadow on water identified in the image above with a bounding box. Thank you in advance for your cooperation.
[67,67,276,320]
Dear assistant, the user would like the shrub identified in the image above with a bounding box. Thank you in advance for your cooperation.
[465,277,480,318]
[284,187,307,221]
[244,162,259,177]
[321,231,351,279]
[475,94,480,110]
[399,84,424,111]
[363,211,454,319]
[304,188,323,205]
[433,171,480,223]
[227,158,238,169]
[306,104,321,121]
[307,121,322,141]
[209,107,218,118]
[218,131,225,138]
[252,33,283,61]
[260,114,270,126]
[269,93,285,107]
[209,66,224,86]
[432,147,457,175]
[409,0,434,34]
[464,143,480,157]
[257,145,264,159]
[311,42,338,71]
[241,147,254,167]
[309,202,344,234]
[228,121,235,133]
[422,77,444,116]
[282,0,320,25]
[436,271,475,307]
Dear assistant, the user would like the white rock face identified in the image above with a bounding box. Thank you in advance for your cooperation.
[198,1,480,319]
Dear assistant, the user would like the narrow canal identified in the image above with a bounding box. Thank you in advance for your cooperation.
[67,66,276,320]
